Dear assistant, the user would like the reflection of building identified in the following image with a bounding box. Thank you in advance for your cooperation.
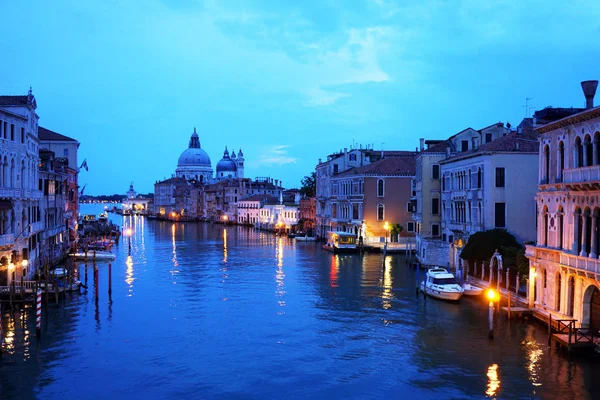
[0,90,43,284]
[259,203,299,232]
[331,155,416,243]
[526,80,600,332]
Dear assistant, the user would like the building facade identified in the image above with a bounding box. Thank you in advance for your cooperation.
[526,80,600,332]
[413,123,510,267]
[440,130,539,269]
[0,90,43,283]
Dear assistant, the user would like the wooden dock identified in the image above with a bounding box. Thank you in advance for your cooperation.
[548,317,597,352]
[500,306,533,316]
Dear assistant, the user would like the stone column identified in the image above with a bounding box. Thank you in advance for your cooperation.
[580,213,589,257]
[573,212,580,255]
[573,145,578,168]
[591,214,597,258]
[489,262,493,284]
[506,268,510,290]
[516,273,520,295]
[583,143,589,167]
[481,261,485,280]
[594,139,599,165]
[528,267,536,309]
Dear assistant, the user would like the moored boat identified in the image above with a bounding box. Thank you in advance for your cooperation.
[322,231,359,254]
[420,268,464,301]
[70,251,116,261]
[462,283,484,296]
[294,235,317,242]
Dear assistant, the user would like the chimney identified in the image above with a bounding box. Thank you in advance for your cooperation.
[581,80,598,109]
[446,147,451,157]
[419,138,425,151]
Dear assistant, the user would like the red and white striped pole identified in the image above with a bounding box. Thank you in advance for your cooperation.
[36,288,42,338]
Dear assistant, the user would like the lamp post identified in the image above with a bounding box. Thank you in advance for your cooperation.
[383,221,389,244]
[487,289,497,339]
[124,228,133,255]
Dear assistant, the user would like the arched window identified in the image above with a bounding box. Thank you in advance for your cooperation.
[557,206,564,249]
[567,276,575,317]
[595,132,600,165]
[558,141,565,182]
[10,158,15,188]
[543,206,549,246]
[575,136,583,168]
[543,144,550,183]
[585,134,593,167]
[377,204,384,221]
[377,179,384,197]
[21,160,26,189]
[477,167,482,189]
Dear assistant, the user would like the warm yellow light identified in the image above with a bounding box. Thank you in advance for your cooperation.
[21,260,28,268]
[222,215,228,221]
[384,221,389,231]
[487,289,496,301]
[8,263,15,271]
[125,228,133,237]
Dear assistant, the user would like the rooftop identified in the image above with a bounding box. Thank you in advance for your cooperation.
[336,154,416,177]
[39,126,78,142]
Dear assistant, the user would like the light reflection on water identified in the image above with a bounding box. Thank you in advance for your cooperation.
[1,204,600,400]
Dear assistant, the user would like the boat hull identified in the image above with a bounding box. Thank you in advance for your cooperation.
[295,237,316,242]
[322,245,359,254]
[70,252,116,261]
[420,282,463,301]
[463,284,484,296]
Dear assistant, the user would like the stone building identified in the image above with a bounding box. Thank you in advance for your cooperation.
[298,197,316,234]
[440,128,540,269]
[237,194,278,225]
[0,90,43,283]
[413,123,510,267]
[331,155,416,242]
[526,80,600,332]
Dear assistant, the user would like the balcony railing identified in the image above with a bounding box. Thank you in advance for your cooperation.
[528,245,600,275]
[563,165,600,184]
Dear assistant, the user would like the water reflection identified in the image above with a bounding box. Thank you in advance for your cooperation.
[329,255,339,288]
[223,228,228,263]
[486,363,500,397]
[275,237,286,313]
[125,255,135,295]
[525,338,543,387]
[381,256,393,310]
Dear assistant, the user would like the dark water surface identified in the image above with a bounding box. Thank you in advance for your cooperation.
[1,205,600,399]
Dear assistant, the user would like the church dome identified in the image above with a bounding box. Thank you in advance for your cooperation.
[216,146,237,176]
[177,128,212,168]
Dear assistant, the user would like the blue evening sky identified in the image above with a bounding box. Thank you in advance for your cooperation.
[1,1,599,195]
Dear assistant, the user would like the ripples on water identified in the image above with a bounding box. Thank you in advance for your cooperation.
[1,206,600,399]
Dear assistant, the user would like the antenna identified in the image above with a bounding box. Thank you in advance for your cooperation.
[523,97,535,118]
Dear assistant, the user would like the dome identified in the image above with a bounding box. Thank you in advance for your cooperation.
[177,127,212,168]
[216,146,237,176]
[178,148,212,167]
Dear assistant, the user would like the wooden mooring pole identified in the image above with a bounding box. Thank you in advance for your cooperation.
[36,289,42,338]
[548,314,552,346]
[507,292,511,320]
[108,262,112,298]
[94,265,99,303]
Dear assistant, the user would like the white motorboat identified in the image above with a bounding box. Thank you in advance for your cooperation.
[294,235,316,242]
[70,251,116,261]
[420,268,464,301]
[462,283,484,296]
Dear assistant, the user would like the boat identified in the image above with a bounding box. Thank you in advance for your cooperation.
[98,212,109,222]
[295,235,317,242]
[322,231,359,254]
[420,268,464,301]
[462,283,484,296]
[70,251,116,261]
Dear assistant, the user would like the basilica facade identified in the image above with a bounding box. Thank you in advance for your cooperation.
[175,127,244,183]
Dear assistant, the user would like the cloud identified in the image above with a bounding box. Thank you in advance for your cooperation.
[304,88,349,107]
[255,145,298,166]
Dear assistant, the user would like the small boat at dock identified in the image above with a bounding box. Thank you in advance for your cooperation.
[462,283,484,296]
[70,251,116,261]
[420,268,464,301]
[295,235,316,242]
[322,231,359,254]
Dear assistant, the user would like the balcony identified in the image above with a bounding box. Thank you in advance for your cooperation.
[450,190,467,200]
[0,188,43,200]
[527,245,600,276]
[562,166,600,190]
[0,233,15,249]
[30,221,44,234]
[42,225,66,239]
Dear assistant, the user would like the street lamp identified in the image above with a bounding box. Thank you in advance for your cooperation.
[384,221,390,244]
[487,289,497,339]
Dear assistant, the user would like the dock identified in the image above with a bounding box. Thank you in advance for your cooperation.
[547,317,596,352]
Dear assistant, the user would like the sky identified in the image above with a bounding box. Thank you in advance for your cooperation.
[1,0,599,195]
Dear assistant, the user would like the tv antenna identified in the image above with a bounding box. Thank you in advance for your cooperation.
[523,97,535,118]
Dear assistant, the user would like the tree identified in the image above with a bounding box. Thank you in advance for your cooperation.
[300,172,316,197]
[460,229,527,274]
[390,224,403,242]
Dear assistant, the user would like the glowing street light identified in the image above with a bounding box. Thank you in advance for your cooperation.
[124,228,133,255]
[384,221,390,244]
[487,289,497,339]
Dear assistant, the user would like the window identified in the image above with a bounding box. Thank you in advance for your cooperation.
[333,164,339,174]
[495,202,506,228]
[406,202,411,213]
[432,164,440,179]
[10,124,15,141]
[377,204,384,221]
[485,133,492,143]
[20,128,24,143]
[431,198,439,215]
[461,140,468,152]
[495,167,505,187]
[377,179,384,197]
[432,224,439,236]
[407,221,415,232]
[477,167,482,188]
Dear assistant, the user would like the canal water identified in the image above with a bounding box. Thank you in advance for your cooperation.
[1,205,600,399]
